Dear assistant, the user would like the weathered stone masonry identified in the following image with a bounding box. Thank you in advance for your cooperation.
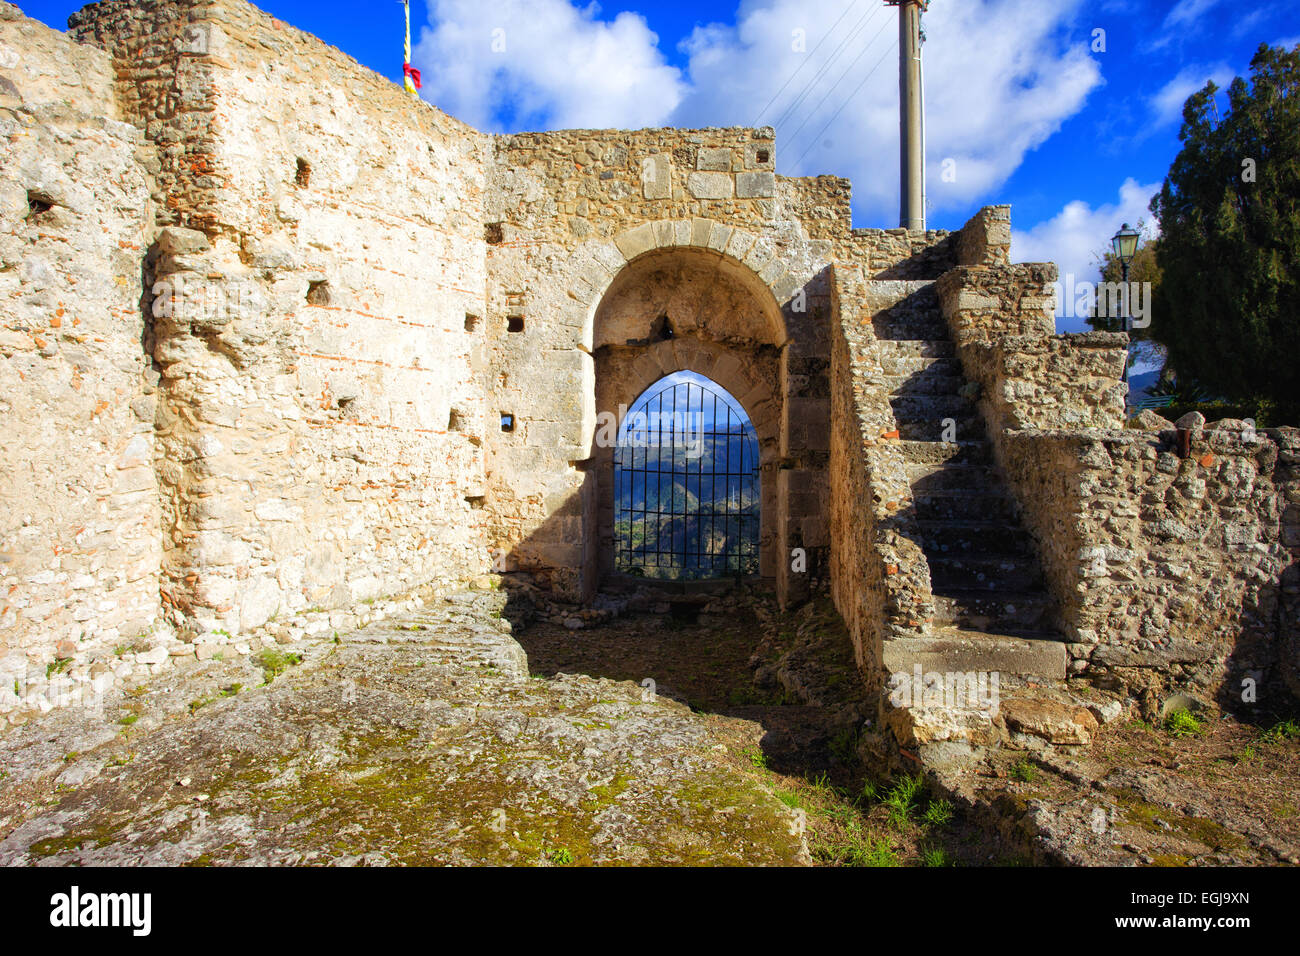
[1,0,1295,744]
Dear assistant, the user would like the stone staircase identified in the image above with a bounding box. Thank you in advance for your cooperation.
[871,282,1067,688]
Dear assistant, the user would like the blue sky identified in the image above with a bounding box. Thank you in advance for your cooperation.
[19,1,1300,333]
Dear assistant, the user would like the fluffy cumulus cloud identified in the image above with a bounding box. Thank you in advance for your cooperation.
[412,0,687,131]
[675,0,1103,219]
[1011,177,1161,330]
[413,0,1103,222]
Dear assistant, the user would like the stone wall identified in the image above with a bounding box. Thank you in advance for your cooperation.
[999,420,1300,709]
[829,269,934,680]
[69,0,494,639]
[936,207,1300,709]
[0,5,162,712]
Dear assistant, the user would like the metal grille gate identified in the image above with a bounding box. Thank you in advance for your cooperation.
[614,375,760,579]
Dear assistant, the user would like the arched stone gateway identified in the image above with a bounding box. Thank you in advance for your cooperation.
[572,222,834,606]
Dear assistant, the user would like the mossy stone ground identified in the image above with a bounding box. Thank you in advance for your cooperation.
[0,591,807,866]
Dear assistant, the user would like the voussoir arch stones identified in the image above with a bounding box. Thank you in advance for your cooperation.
[562,219,817,353]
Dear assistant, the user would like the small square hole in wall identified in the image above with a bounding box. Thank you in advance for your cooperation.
[756,148,770,164]
[306,280,331,305]
[500,413,515,432]
[465,313,480,332]
[485,222,504,245]
[506,315,525,333]
[448,408,463,431]
[295,158,312,188]
[25,191,54,220]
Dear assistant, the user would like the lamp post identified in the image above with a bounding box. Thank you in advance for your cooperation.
[1111,222,1140,405]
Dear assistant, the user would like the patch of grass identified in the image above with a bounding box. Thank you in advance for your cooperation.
[253,648,302,684]
[1164,708,1203,738]
[921,845,950,867]
[1233,743,1260,766]
[743,746,768,771]
[219,683,242,698]
[828,727,859,765]
[1262,718,1300,743]
[812,822,899,867]
[883,774,924,829]
[62,751,79,764]
[1009,758,1038,783]
[118,714,139,726]
[923,799,954,827]
[546,846,573,865]
[46,657,73,679]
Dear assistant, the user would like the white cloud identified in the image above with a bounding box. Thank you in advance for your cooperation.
[1150,63,1234,127]
[1164,0,1224,29]
[1011,177,1161,330]
[412,0,686,131]
[414,0,1103,224]
[674,0,1103,220]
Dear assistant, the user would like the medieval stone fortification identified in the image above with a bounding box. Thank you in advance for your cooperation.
[2,0,1297,765]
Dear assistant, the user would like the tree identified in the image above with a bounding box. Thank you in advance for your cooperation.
[1149,43,1300,424]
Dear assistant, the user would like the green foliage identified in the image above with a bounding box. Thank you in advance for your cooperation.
[1009,758,1038,783]
[883,774,924,828]
[922,799,954,827]
[743,746,768,770]
[547,847,573,865]
[1262,718,1300,743]
[1149,43,1300,423]
[253,648,302,684]
[1164,708,1203,738]
[46,657,72,680]
[921,845,950,867]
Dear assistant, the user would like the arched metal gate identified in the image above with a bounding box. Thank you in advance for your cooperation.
[613,372,760,580]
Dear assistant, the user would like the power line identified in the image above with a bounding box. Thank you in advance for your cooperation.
[782,12,893,147]
[752,0,864,127]
[792,39,896,173]
[769,4,886,134]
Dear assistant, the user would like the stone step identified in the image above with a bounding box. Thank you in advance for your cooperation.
[895,440,992,467]
[931,589,1054,635]
[905,463,996,492]
[928,555,1044,592]
[878,354,961,378]
[875,339,955,360]
[914,519,1035,557]
[882,628,1067,681]
[889,393,976,423]
[896,416,985,442]
[884,371,966,396]
[914,490,1017,522]
[873,316,949,341]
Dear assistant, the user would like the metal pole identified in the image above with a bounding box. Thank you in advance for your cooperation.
[898,1,925,231]
[1121,259,1131,406]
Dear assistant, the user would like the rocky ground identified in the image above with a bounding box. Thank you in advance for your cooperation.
[953,710,1300,866]
[0,588,807,866]
[1,579,1295,867]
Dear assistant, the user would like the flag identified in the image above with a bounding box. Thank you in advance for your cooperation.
[403,2,421,95]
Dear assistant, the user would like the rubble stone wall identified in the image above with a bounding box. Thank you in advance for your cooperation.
[937,208,1300,706]
[0,5,162,712]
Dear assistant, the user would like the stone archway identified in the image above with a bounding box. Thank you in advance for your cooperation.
[584,236,790,596]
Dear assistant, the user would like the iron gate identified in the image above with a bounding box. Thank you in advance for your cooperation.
[614,373,760,579]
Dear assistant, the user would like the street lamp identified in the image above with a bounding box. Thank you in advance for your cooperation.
[1111,222,1140,404]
